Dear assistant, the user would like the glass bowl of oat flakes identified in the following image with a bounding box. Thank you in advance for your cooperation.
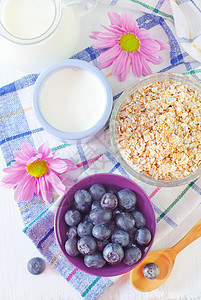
[110,73,201,187]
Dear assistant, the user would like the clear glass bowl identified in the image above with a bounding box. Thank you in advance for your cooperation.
[109,73,201,187]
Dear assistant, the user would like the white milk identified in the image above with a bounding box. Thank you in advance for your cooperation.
[39,68,107,133]
[0,1,80,72]
[2,0,55,38]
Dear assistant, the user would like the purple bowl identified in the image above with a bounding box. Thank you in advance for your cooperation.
[54,173,156,277]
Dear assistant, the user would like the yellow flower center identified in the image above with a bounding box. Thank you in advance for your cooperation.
[119,33,140,52]
[27,159,49,177]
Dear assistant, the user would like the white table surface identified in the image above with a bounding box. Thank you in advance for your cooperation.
[0,4,201,300]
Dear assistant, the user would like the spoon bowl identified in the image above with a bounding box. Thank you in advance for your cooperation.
[130,249,175,292]
[130,219,201,292]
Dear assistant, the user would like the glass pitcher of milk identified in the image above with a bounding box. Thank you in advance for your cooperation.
[0,0,97,73]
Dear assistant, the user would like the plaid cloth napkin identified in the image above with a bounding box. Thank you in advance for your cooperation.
[1,1,201,299]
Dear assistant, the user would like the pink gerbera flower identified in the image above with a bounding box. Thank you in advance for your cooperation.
[1,142,77,203]
[90,11,168,81]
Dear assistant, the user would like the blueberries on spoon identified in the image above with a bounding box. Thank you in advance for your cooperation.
[143,263,160,279]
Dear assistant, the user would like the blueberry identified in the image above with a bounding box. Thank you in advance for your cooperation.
[101,193,118,209]
[89,184,106,201]
[135,228,152,245]
[74,189,92,212]
[103,243,124,265]
[128,226,138,241]
[125,240,137,249]
[143,263,160,279]
[27,257,45,275]
[89,208,112,225]
[77,236,96,255]
[116,212,135,231]
[66,226,77,238]
[108,220,116,233]
[77,221,93,237]
[65,209,81,226]
[84,252,106,268]
[92,224,111,240]
[111,229,129,247]
[91,200,102,210]
[96,239,110,252]
[83,214,90,222]
[130,211,146,228]
[65,237,79,256]
[112,207,122,219]
[123,246,142,265]
[117,189,137,211]
[107,187,118,195]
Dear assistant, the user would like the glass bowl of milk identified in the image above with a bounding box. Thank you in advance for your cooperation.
[0,0,97,73]
[33,59,113,143]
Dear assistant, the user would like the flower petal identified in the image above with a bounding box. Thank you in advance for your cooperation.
[121,10,139,33]
[137,28,151,40]
[46,157,68,173]
[93,39,117,49]
[47,171,66,195]
[108,12,121,26]
[38,176,53,203]
[101,24,124,35]
[117,52,131,82]
[112,50,129,77]
[89,31,100,40]
[14,175,36,202]
[154,39,169,50]
[97,31,121,40]
[141,49,163,64]
[63,159,77,172]
[140,38,160,52]
[22,176,37,202]
[3,164,26,173]
[21,142,36,159]
[11,161,27,168]
[1,170,27,188]
[37,142,51,160]
[141,55,152,76]
[131,51,142,77]
[13,150,30,163]
[98,44,122,69]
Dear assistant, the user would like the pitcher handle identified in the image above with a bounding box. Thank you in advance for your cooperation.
[62,0,98,15]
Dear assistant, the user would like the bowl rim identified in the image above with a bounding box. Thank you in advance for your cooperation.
[33,59,113,140]
[54,173,156,277]
[109,72,201,187]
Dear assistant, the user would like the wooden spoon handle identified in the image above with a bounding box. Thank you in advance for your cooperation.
[171,219,201,254]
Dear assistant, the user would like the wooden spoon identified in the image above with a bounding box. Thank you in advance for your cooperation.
[130,219,201,292]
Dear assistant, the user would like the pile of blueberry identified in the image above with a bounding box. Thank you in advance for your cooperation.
[64,184,152,269]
